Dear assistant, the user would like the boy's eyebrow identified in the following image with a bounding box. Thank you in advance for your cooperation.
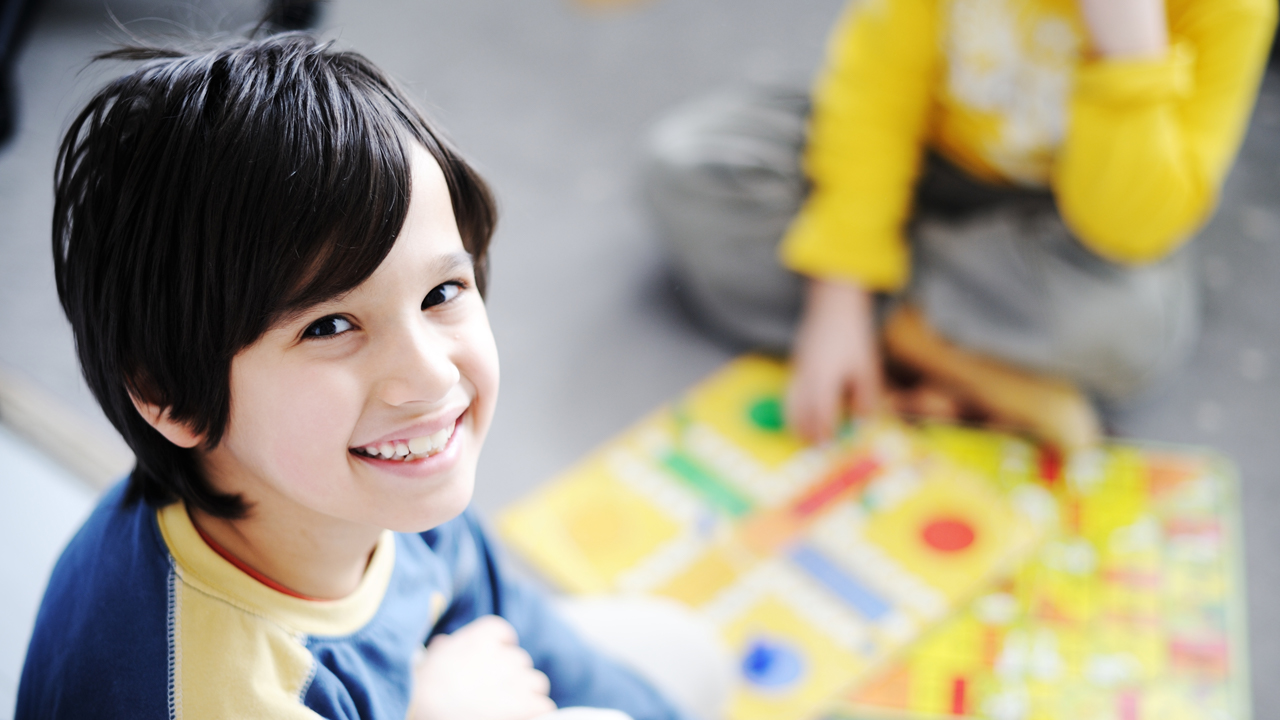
[433,251,475,276]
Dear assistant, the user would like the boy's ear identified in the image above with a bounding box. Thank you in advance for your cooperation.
[129,394,203,449]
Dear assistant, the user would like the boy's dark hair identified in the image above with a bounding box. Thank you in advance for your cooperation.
[53,33,497,518]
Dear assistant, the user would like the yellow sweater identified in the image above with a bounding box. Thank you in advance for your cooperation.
[780,0,1276,290]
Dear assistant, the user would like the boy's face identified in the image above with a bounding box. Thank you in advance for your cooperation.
[201,144,499,533]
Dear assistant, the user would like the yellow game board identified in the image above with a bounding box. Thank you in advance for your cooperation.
[834,427,1249,720]
[499,356,1056,720]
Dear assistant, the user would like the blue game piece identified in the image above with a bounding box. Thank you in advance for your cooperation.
[741,636,805,689]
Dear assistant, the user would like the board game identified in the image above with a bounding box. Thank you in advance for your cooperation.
[499,356,1057,720]
[836,426,1249,720]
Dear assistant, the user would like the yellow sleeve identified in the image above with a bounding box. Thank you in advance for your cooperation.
[779,0,939,291]
[1054,0,1277,264]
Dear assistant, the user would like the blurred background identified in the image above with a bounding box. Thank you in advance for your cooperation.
[1,0,1279,716]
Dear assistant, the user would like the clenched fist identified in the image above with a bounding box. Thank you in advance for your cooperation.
[408,616,556,720]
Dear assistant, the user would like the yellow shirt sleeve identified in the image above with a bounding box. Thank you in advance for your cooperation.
[779,0,940,291]
[1054,0,1277,264]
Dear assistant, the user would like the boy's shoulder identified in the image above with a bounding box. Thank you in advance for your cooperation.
[15,482,479,720]
[16,480,172,719]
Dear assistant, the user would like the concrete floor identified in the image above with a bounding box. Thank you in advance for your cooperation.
[0,427,93,712]
[2,0,1279,717]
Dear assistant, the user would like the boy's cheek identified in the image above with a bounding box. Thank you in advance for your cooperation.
[462,322,501,430]
[453,306,499,387]
[231,361,363,461]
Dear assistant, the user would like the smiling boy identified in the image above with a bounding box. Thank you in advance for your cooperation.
[16,35,686,720]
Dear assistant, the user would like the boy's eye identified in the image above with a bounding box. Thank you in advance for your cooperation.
[422,282,463,310]
[303,315,353,339]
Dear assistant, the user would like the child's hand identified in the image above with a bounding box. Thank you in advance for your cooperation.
[533,710,633,720]
[408,615,556,720]
[786,277,882,443]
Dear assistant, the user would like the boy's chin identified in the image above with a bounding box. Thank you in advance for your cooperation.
[381,478,476,534]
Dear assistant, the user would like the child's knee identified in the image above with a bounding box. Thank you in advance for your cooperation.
[1082,301,1199,404]
[642,87,808,209]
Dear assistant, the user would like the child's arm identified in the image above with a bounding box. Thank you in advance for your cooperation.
[786,277,881,443]
[777,0,939,292]
[422,512,690,720]
[1054,0,1276,262]
[777,0,940,441]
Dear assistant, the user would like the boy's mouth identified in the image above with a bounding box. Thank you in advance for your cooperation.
[350,419,458,462]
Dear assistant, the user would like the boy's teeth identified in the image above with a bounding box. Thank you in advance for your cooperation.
[361,422,459,461]
[431,425,453,448]
[406,424,455,455]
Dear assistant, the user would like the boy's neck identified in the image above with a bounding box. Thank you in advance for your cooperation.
[188,505,381,601]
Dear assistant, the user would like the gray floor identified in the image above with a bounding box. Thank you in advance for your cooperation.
[0,428,93,712]
[1,0,1279,717]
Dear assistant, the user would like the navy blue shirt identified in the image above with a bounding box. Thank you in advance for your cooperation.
[17,481,685,720]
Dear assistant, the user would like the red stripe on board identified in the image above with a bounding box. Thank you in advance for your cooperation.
[793,457,880,517]
[1039,446,1062,484]
[951,677,967,715]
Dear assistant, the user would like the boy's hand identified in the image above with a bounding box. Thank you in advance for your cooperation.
[408,615,555,720]
[786,277,882,443]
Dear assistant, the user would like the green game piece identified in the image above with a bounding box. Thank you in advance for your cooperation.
[749,396,785,432]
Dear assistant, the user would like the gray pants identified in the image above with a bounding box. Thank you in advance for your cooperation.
[642,86,1200,404]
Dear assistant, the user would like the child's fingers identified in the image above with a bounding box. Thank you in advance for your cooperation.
[507,644,536,670]
[848,365,882,418]
[521,694,558,719]
[533,711,632,720]
[523,667,551,696]
[796,399,834,443]
[786,376,838,443]
[502,683,555,720]
[424,632,455,652]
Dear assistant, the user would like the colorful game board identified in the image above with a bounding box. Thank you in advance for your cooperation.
[834,426,1249,720]
[499,356,1056,720]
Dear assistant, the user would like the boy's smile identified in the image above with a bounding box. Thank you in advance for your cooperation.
[181,143,500,598]
[349,411,462,462]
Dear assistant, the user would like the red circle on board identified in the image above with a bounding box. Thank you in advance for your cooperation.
[921,517,976,552]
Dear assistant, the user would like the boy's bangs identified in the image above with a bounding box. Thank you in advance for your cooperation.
[241,67,418,331]
[270,120,411,323]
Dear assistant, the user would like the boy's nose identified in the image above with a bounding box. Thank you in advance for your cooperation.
[375,321,460,407]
